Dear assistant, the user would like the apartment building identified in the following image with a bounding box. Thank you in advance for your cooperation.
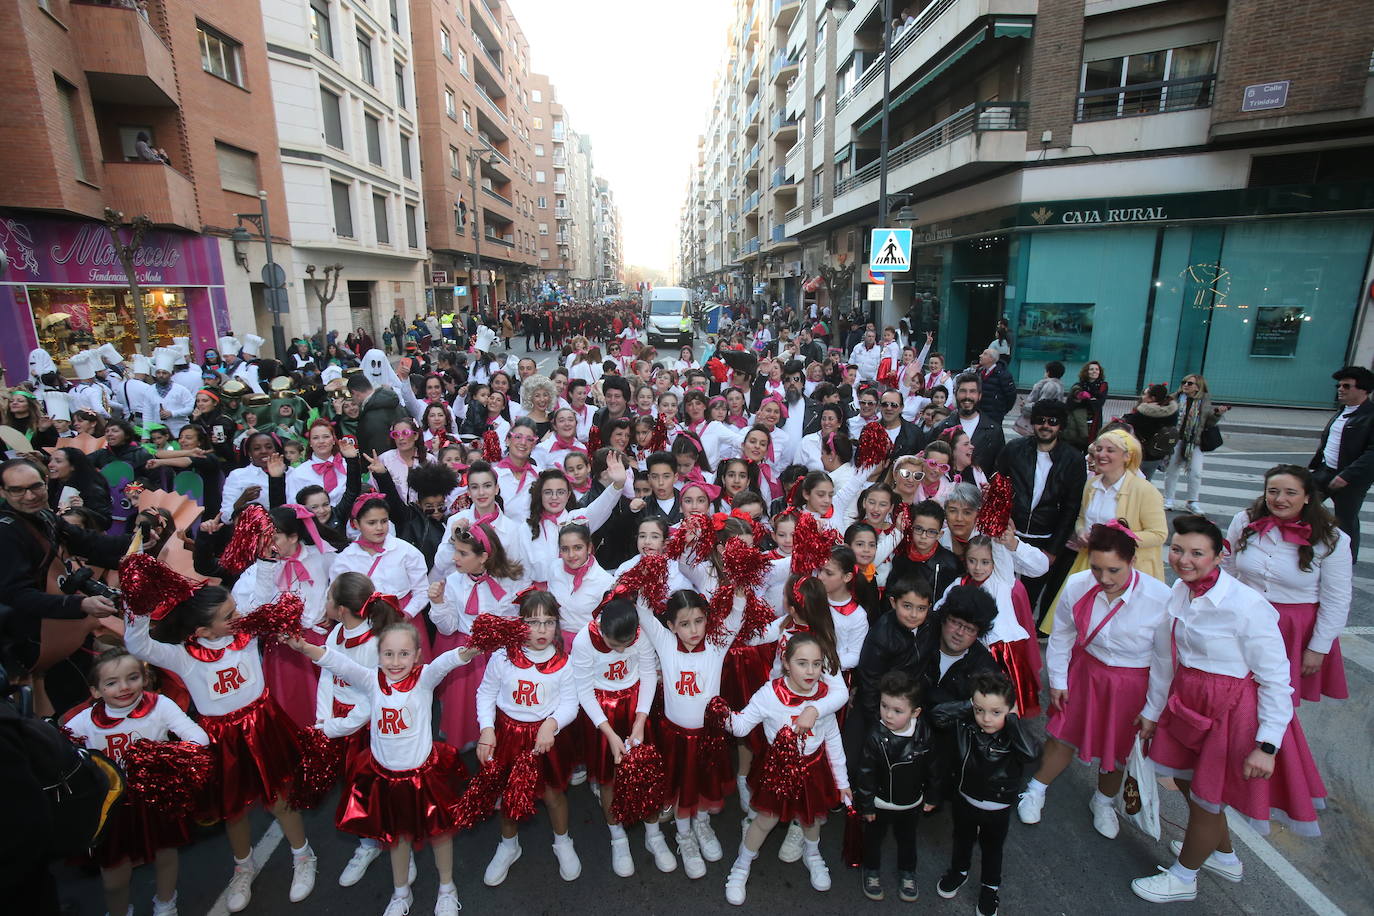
[594,176,623,291]
[0,0,291,374]
[683,0,1374,408]
[261,0,427,346]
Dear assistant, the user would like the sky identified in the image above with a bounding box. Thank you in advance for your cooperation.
[509,0,735,273]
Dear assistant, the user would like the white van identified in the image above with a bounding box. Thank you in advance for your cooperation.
[643,286,694,348]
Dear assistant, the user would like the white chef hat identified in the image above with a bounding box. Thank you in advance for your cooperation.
[42,390,72,422]
[97,342,125,366]
[218,335,240,356]
[153,347,177,374]
[68,351,96,380]
[130,353,153,376]
[172,337,191,362]
[241,334,266,357]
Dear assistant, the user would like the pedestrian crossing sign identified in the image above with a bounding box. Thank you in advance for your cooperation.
[869,228,913,272]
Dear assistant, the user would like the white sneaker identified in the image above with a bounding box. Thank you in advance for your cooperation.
[433,887,461,916]
[340,845,382,887]
[1017,790,1045,825]
[569,765,588,786]
[226,864,257,913]
[802,847,832,891]
[646,831,678,872]
[1090,797,1120,839]
[725,861,751,905]
[151,895,178,916]
[1131,868,1198,903]
[777,822,805,863]
[552,836,582,881]
[610,836,634,877]
[1163,499,1175,511]
[289,853,317,903]
[382,890,413,916]
[692,817,722,862]
[677,832,707,879]
[483,840,522,886]
[1169,841,1244,882]
[1186,501,1203,514]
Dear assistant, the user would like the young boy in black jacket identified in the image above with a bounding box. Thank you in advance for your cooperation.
[930,670,1042,916]
[853,575,936,732]
[854,670,935,903]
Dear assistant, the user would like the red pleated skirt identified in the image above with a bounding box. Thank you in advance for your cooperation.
[198,690,302,822]
[721,640,775,711]
[1273,602,1348,705]
[988,638,1042,718]
[96,791,193,868]
[747,745,839,827]
[659,718,734,818]
[576,682,640,786]
[261,633,322,729]
[493,710,575,794]
[433,631,485,749]
[1046,652,1148,771]
[336,743,468,848]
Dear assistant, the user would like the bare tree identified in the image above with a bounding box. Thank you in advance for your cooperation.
[102,208,154,352]
[304,263,345,352]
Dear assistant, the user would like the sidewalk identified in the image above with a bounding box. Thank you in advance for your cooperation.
[1098,398,1331,440]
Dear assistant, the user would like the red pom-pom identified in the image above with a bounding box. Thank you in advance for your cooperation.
[701,696,733,761]
[842,804,864,868]
[790,512,841,579]
[587,424,602,455]
[118,553,202,620]
[481,428,502,463]
[612,554,668,614]
[122,739,215,817]
[721,537,768,591]
[502,753,540,822]
[610,743,667,825]
[757,726,805,801]
[855,420,892,469]
[288,727,345,809]
[737,591,778,644]
[219,504,275,574]
[977,473,1015,539]
[665,513,714,565]
[233,593,306,642]
[467,613,530,658]
[453,758,504,831]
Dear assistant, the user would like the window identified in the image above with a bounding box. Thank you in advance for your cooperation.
[445,87,457,119]
[373,194,390,244]
[537,196,547,208]
[364,113,382,166]
[540,248,549,260]
[532,116,543,130]
[332,181,354,237]
[357,30,375,86]
[813,92,824,120]
[458,49,468,76]
[394,61,406,108]
[440,26,452,60]
[216,142,258,195]
[531,88,542,103]
[538,222,548,235]
[461,105,472,130]
[198,23,244,87]
[54,76,88,182]
[449,146,460,175]
[405,204,418,247]
[534,143,545,156]
[390,0,401,33]
[320,88,344,149]
[535,170,546,183]
[811,168,823,196]
[1077,41,1218,121]
[311,0,333,57]
[399,131,413,179]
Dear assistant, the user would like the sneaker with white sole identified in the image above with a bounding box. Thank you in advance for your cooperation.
[552,837,582,881]
[1131,868,1198,903]
[1163,500,1175,511]
[569,766,587,786]
[725,861,751,905]
[1186,501,1203,514]
[777,822,805,863]
[610,836,634,877]
[226,864,257,913]
[1169,841,1243,882]
[339,845,382,887]
[382,891,413,916]
[802,848,831,891]
[677,832,706,879]
[152,894,178,916]
[483,840,522,886]
[693,817,722,861]
[434,888,461,916]
[936,870,967,899]
[977,884,1000,916]
[1017,790,1044,825]
[290,853,317,903]
[646,831,677,872]
[1090,797,1120,839]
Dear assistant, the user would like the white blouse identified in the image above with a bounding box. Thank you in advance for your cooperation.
[1046,569,1172,691]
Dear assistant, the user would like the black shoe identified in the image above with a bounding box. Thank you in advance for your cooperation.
[977,885,1000,916]
[937,870,968,899]
[898,870,918,902]
[861,869,883,901]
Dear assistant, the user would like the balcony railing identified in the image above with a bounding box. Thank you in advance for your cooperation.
[784,205,803,222]
[771,0,799,24]
[770,112,797,134]
[1076,74,1215,122]
[833,101,1028,197]
[482,186,512,206]
[473,82,507,123]
[770,225,787,243]
[770,166,796,189]
[745,97,760,124]
[836,0,957,114]
[742,237,761,255]
[771,50,798,80]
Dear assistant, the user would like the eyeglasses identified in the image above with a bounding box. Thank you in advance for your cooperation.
[1034,417,1062,426]
[881,401,902,409]
[543,488,570,499]
[1181,380,1198,387]
[945,618,978,635]
[895,467,925,481]
[509,434,537,445]
[2,482,47,497]
[525,617,557,630]
[911,525,942,538]
[1337,382,1357,390]
[390,429,416,439]
[924,460,950,473]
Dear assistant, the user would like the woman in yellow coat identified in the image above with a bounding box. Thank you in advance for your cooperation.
[1042,429,1167,630]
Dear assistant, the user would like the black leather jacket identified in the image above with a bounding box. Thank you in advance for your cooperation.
[928,701,1041,806]
[854,612,936,720]
[921,639,999,709]
[994,436,1086,557]
[854,717,935,814]
[887,544,961,602]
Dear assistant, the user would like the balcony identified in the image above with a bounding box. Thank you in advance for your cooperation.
[769,166,797,189]
[771,0,800,27]
[482,186,512,206]
[742,190,760,213]
[771,50,799,84]
[770,225,787,243]
[770,111,798,137]
[783,205,803,222]
[1076,74,1215,122]
[69,1,178,107]
[103,161,198,231]
[473,0,504,38]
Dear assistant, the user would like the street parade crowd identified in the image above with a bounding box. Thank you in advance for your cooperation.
[0,297,1363,916]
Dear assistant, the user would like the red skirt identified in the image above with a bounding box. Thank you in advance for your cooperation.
[988,638,1042,718]
[336,743,468,848]
[1046,652,1148,771]
[261,633,322,729]
[433,631,485,749]
[576,682,640,786]
[198,691,302,822]
[96,791,193,868]
[659,718,734,818]
[747,745,839,827]
[721,640,775,711]
[493,710,575,794]
[1273,602,1348,705]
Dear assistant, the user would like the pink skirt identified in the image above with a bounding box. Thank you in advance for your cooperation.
[747,746,839,827]
[1046,652,1148,771]
[659,718,734,818]
[1266,714,1326,836]
[1274,602,1348,705]
[261,631,323,729]
[433,631,485,749]
[989,638,1042,718]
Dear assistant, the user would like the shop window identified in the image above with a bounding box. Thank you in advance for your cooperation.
[216,142,258,195]
[332,180,354,237]
[311,0,333,58]
[1077,41,1217,121]
[198,22,244,87]
[30,287,189,368]
[54,77,89,182]
[321,88,344,149]
[405,204,419,248]
[364,113,382,166]
[373,194,390,244]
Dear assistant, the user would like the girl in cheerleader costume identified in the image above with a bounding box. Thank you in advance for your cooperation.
[332,493,431,652]
[763,510,798,611]
[231,505,347,727]
[123,567,316,914]
[612,516,692,592]
[740,426,783,501]
[678,480,717,518]
[563,451,595,506]
[522,455,626,583]
[435,461,529,577]
[428,522,526,751]
[495,418,543,521]
[793,470,843,534]
[570,597,676,877]
[816,545,872,678]
[844,523,892,624]
[548,523,616,648]
[285,621,479,916]
[65,648,210,916]
[476,590,583,886]
[724,632,851,905]
[717,458,760,508]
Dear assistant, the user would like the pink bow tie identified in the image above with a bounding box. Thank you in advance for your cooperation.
[1247,514,1312,546]
[466,573,506,615]
[313,455,344,491]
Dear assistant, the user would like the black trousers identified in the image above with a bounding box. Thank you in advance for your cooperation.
[863,806,921,872]
[1330,484,1368,561]
[1028,548,1078,623]
[949,795,1011,888]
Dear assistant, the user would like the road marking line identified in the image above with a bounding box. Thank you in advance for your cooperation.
[206,821,284,916]
[1344,627,1374,635]
[1225,814,1346,916]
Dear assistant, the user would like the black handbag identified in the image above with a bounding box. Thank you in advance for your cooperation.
[1199,424,1223,453]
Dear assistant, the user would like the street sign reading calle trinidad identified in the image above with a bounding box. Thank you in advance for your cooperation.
[869,228,912,272]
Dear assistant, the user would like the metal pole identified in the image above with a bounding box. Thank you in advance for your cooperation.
[878,0,894,331]
[258,189,288,358]
[469,149,484,319]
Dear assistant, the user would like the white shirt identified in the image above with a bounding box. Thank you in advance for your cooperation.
[636,595,745,728]
[1142,571,1293,748]
[379,448,436,505]
[1031,449,1054,510]
[730,679,849,790]
[1084,474,1126,527]
[430,570,524,637]
[849,343,881,382]
[149,381,195,435]
[959,414,980,438]
[521,485,621,583]
[231,545,335,631]
[125,615,268,717]
[65,693,209,764]
[570,625,658,727]
[1323,406,1358,470]
[547,560,615,635]
[1223,511,1353,654]
[614,555,691,593]
[477,646,580,728]
[1046,569,1172,690]
[495,458,541,522]
[849,412,880,439]
[313,620,379,726]
[435,506,529,578]
[829,597,870,670]
[332,534,429,617]
[286,454,348,506]
[220,465,271,522]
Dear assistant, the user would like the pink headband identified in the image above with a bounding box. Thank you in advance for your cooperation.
[284,503,329,553]
[1103,519,1140,541]
[761,394,789,420]
[469,524,492,553]
[351,491,387,520]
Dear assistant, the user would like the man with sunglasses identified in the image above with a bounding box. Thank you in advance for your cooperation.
[921,585,999,709]
[994,400,1086,615]
[1310,365,1374,558]
[878,390,925,456]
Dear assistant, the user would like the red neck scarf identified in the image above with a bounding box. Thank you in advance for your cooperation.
[378,665,424,694]
[772,676,829,706]
[829,596,861,616]
[1247,514,1313,546]
[509,647,569,672]
[1070,571,1137,651]
[184,631,253,662]
[1186,567,1221,599]
[312,454,344,490]
[588,619,636,653]
[90,691,157,728]
[466,573,507,615]
[497,457,533,489]
[472,504,500,526]
[335,623,374,649]
[358,538,386,555]
[571,478,592,495]
[674,636,707,653]
[564,558,593,590]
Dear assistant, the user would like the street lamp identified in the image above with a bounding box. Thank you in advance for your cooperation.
[467,143,498,317]
[234,190,288,359]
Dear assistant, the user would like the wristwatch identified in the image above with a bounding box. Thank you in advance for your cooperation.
[1257,741,1277,756]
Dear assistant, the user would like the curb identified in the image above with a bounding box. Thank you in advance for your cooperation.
[1225,423,1323,440]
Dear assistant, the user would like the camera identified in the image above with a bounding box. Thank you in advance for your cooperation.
[58,565,123,604]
